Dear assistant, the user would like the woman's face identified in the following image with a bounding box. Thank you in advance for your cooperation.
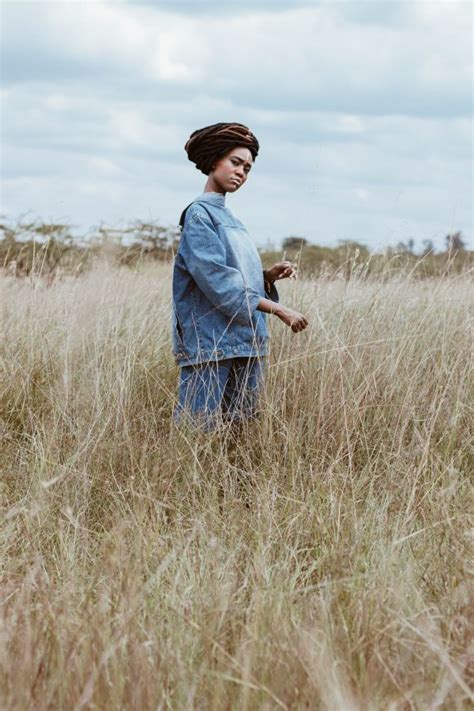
[210,147,253,194]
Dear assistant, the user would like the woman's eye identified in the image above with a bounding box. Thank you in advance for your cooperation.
[231,159,250,173]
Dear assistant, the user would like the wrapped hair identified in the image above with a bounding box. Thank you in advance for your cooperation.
[184,122,259,175]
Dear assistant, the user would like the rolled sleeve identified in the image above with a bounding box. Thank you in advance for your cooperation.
[264,274,279,303]
[179,208,261,326]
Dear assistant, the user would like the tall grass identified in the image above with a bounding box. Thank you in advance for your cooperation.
[1,263,472,710]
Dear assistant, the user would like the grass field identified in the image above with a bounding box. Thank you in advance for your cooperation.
[1,262,472,710]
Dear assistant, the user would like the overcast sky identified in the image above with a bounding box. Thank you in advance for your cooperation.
[1,0,472,251]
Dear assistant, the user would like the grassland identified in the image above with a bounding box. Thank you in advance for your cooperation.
[1,262,472,710]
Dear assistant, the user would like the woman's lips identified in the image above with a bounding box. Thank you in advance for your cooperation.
[230,179,240,186]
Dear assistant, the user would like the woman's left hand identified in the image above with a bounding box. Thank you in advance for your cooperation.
[264,261,297,283]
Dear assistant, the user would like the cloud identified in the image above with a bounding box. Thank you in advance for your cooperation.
[2,1,471,116]
[1,0,472,250]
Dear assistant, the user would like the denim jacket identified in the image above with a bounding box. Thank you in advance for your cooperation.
[172,192,279,366]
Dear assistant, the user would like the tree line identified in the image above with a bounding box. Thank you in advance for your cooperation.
[0,218,471,280]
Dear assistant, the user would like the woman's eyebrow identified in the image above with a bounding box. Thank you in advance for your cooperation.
[232,156,252,168]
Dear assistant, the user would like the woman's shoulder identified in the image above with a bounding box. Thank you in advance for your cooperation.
[183,201,217,228]
[179,201,213,231]
[180,199,245,232]
[195,202,245,230]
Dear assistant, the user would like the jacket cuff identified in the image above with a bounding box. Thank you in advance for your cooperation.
[231,288,262,326]
[264,277,279,303]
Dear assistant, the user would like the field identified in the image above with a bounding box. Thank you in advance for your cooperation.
[1,262,472,710]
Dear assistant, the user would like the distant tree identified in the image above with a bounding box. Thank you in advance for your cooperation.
[34,223,72,241]
[445,231,466,252]
[395,238,415,254]
[129,221,180,252]
[282,236,308,251]
[337,239,370,253]
[421,239,435,256]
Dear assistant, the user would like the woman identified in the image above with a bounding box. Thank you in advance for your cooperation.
[172,122,308,430]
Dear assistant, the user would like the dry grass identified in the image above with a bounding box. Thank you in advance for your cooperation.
[1,262,472,710]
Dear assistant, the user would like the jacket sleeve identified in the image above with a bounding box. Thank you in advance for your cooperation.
[263,273,279,303]
[179,206,262,327]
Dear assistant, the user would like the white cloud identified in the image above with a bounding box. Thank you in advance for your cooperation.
[3,1,471,115]
[87,157,124,178]
[1,0,472,250]
[354,188,370,203]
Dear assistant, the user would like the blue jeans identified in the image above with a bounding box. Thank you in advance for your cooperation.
[174,356,265,431]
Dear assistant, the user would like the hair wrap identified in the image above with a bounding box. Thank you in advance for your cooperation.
[184,122,259,175]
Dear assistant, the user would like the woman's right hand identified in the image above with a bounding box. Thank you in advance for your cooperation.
[275,306,309,333]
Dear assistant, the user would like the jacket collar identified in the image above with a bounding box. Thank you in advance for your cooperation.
[193,191,226,206]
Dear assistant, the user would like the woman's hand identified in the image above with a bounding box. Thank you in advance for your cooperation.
[256,298,308,333]
[264,261,297,283]
[275,306,308,333]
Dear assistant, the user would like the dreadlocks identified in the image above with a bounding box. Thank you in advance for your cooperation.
[184,122,259,175]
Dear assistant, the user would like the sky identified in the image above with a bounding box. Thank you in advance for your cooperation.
[1,0,472,251]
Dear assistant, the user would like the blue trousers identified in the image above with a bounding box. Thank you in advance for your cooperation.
[174,356,265,431]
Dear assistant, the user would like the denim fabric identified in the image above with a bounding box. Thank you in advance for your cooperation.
[173,356,264,431]
[172,192,279,366]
